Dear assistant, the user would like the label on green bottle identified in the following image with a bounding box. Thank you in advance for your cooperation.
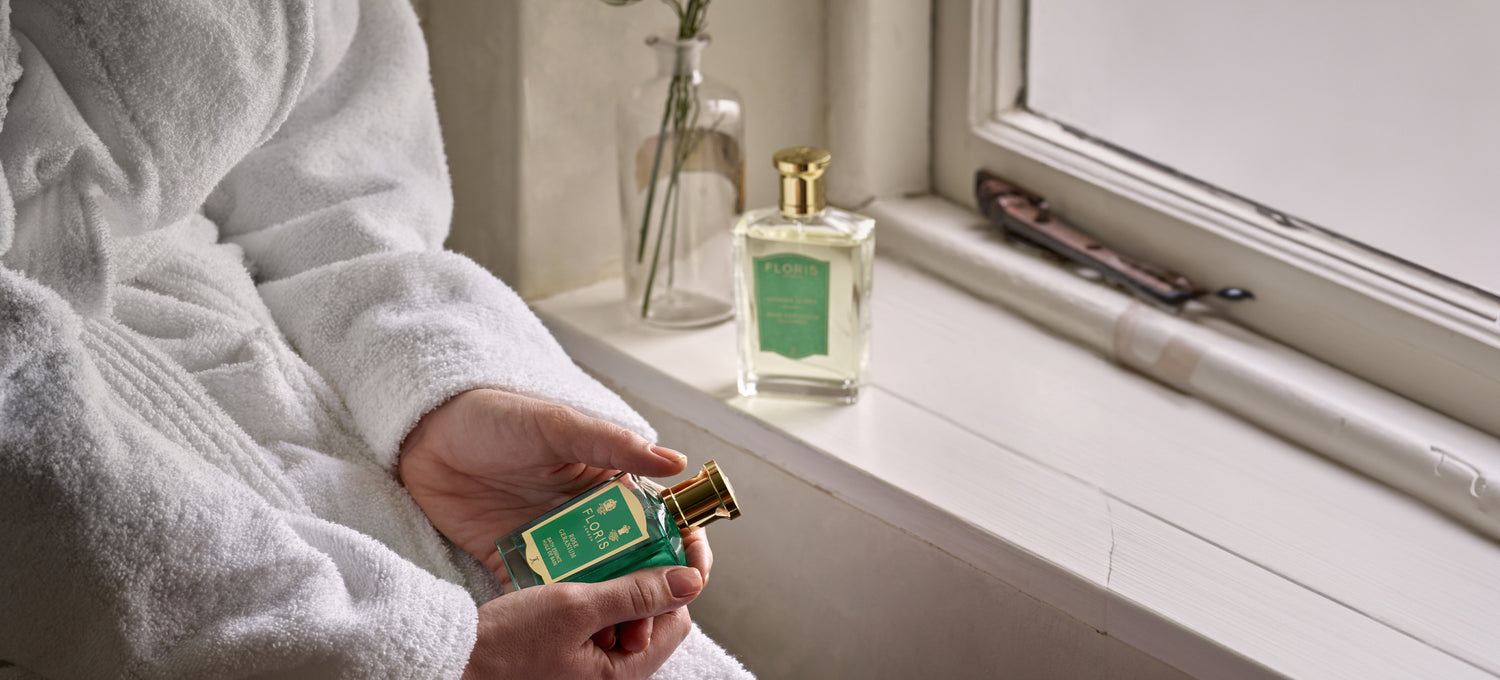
[521,481,650,584]
[754,253,830,359]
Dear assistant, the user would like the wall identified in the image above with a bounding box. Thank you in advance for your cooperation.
[425,1,828,300]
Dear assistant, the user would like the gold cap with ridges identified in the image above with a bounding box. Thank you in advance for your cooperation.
[774,147,831,216]
[662,460,740,530]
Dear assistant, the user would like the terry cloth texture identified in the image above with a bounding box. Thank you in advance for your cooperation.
[0,0,751,677]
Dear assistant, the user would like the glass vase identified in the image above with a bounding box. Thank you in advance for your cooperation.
[616,35,745,328]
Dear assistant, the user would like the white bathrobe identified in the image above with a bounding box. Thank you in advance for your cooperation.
[0,0,749,677]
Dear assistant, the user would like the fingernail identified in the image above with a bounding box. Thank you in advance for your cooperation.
[650,445,687,464]
[666,567,703,598]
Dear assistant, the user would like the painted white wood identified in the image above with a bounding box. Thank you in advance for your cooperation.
[629,402,1195,680]
[868,197,1500,673]
[968,0,1023,123]
[869,196,1500,544]
[535,257,1500,677]
[1107,503,1495,680]
[934,0,1500,441]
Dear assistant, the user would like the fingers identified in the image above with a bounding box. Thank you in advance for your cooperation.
[618,616,654,653]
[604,608,693,677]
[592,625,618,651]
[468,587,689,679]
[526,398,687,477]
[682,527,714,583]
[585,566,703,630]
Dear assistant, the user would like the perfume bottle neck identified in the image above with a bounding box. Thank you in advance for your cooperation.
[779,174,826,217]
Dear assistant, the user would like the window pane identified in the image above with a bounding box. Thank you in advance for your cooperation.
[1027,0,1500,296]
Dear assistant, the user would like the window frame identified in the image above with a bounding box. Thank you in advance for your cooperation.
[926,0,1500,438]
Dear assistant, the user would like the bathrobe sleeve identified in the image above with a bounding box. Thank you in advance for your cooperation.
[0,267,478,679]
[204,0,655,466]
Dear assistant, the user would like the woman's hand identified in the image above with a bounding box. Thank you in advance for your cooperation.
[462,565,702,680]
[397,389,714,585]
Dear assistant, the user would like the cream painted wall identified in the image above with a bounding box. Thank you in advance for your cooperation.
[425,1,828,300]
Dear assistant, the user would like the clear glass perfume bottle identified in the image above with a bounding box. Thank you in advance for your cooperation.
[496,460,739,589]
[733,147,875,403]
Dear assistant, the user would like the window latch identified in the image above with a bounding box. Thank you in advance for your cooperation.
[975,170,1253,313]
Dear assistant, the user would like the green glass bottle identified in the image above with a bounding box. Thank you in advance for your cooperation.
[496,460,740,589]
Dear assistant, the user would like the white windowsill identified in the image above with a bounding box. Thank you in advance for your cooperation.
[533,199,1500,679]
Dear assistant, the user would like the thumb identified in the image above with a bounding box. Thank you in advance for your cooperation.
[527,400,686,476]
[583,566,703,629]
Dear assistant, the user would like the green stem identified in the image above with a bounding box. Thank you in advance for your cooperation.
[642,76,698,317]
[636,0,713,318]
[641,169,680,317]
[665,87,705,292]
[667,170,681,288]
[634,81,677,263]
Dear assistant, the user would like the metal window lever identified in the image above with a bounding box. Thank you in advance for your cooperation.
[974,170,1252,313]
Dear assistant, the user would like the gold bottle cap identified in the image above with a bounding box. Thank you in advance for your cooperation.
[662,460,740,530]
[774,146,831,216]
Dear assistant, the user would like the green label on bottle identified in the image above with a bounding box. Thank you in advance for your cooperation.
[754,253,830,359]
[521,482,650,584]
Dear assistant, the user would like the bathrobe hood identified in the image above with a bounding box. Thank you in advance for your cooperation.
[1,0,312,315]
